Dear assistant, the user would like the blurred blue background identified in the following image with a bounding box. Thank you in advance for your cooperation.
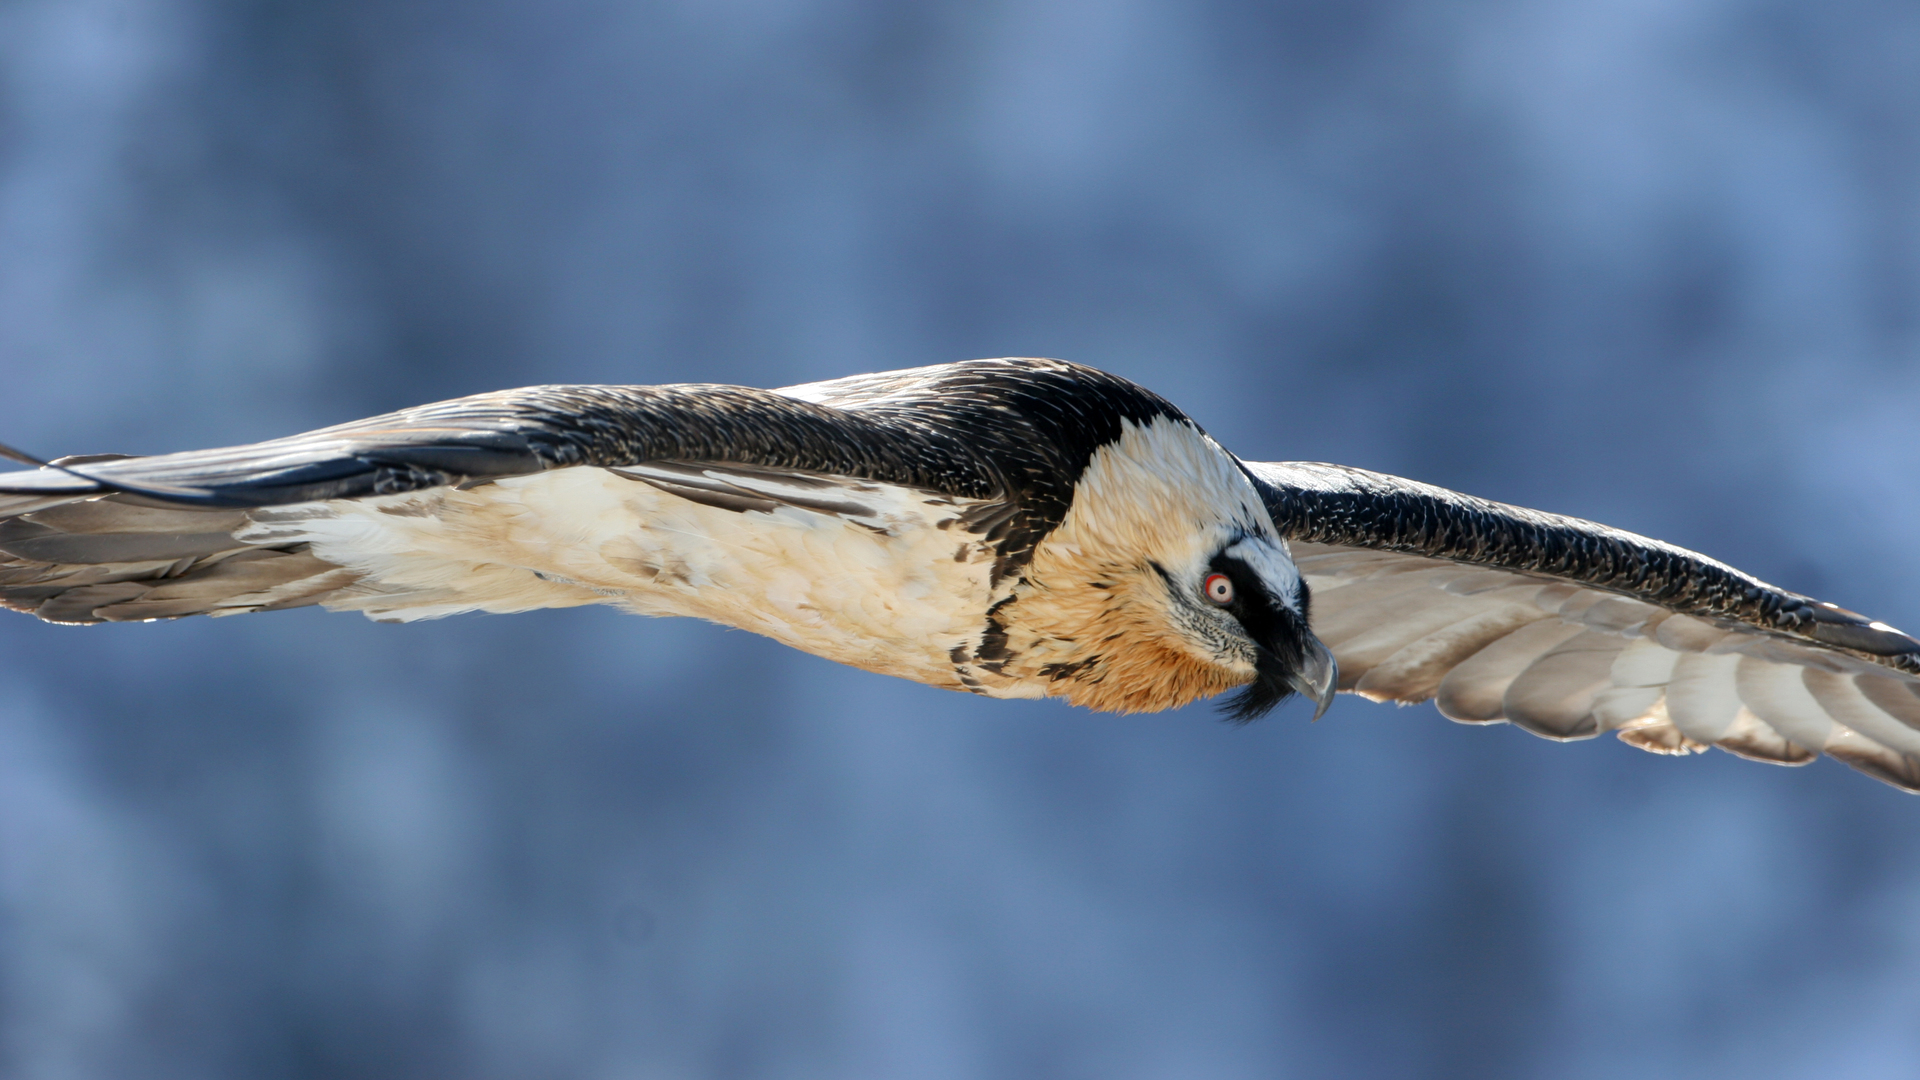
[2,0,1919,1076]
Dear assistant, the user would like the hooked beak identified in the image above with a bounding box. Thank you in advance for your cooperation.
[1286,632,1338,721]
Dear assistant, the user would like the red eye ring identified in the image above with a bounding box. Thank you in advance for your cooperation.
[1203,573,1234,606]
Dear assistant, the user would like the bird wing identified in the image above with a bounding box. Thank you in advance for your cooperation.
[0,382,997,511]
[1246,461,1920,792]
[0,382,1008,624]
[0,359,1181,623]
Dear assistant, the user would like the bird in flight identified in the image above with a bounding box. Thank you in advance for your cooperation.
[3,358,1918,791]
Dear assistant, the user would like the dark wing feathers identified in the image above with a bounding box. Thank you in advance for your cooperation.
[607,462,886,521]
[3,359,1182,513]
[0,358,1184,623]
[1249,461,1920,791]
[1249,461,1920,667]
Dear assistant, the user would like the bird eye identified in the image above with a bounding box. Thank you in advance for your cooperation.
[1203,573,1234,606]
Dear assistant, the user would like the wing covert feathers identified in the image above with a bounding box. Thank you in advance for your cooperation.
[1248,460,1920,673]
[0,359,1186,588]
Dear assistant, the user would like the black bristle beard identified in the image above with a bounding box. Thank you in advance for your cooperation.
[1218,644,1299,725]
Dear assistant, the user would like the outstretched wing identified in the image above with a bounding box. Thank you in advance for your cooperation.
[0,358,1182,624]
[1247,461,1920,792]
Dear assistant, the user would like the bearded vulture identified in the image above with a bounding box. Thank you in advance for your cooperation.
[2,358,1917,791]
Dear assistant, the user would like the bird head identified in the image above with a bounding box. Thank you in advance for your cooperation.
[1155,530,1338,723]
[989,416,1336,719]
